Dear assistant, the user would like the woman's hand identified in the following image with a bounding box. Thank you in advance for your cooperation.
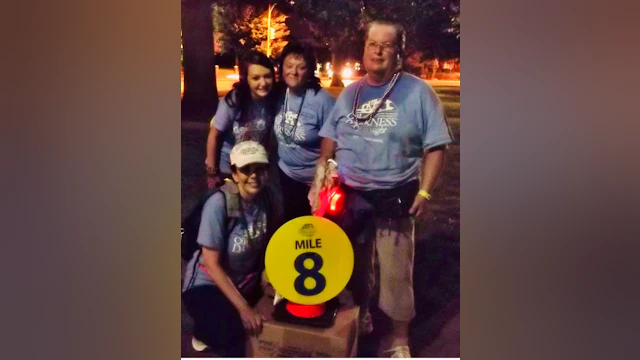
[205,160,224,188]
[200,248,266,337]
[408,194,428,217]
[262,282,276,298]
[308,185,320,213]
[206,174,225,189]
[324,160,339,188]
[309,163,326,212]
[238,305,266,337]
[261,271,276,298]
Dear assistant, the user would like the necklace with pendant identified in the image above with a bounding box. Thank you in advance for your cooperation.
[348,71,402,124]
[238,105,267,142]
[280,87,307,145]
[237,195,265,248]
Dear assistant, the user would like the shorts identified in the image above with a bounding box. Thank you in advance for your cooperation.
[348,217,416,322]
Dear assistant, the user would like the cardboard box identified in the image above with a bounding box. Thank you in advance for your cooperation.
[246,296,359,357]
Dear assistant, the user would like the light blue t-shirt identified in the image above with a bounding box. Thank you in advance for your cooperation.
[274,87,335,185]
[318,73,454,190]
[182,192,269,292]
[213,91,272,174]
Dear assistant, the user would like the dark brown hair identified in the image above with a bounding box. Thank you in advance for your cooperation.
[224,51,278,124]
[277,41,322,94]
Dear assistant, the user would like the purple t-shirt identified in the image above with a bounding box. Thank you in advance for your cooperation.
[182,192,269,292]
[318,73,454,190]
[213,91,272,174]
[274,87,335,185]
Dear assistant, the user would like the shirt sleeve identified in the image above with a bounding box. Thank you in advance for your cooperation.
[421,86,455,149]
[318,92,345,142]
[197,192,226,251]
[213,92,239,133]
[317,90,336,129]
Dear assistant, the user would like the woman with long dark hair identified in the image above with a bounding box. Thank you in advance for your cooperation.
[273,42,336,221]
[205,51,278,188]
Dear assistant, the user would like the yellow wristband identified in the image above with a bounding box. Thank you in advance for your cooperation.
[418,189,431,200]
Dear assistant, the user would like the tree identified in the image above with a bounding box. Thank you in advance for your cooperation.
[212,2,252,56]
[292,0,365,86]
[360,0,459,60]
[250,9,290,59]
[292,0,459,81]
[181,0,218,122]
[212,2,289,61]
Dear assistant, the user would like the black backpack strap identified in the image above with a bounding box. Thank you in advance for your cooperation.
[256,186,282,273]
[263,186,283,240]
[220,187,238,238]
[187,183,277,291]
[220,181,241,218]
[185,191,229,291]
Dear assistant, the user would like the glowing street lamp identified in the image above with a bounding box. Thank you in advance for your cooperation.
[267,1,294,58]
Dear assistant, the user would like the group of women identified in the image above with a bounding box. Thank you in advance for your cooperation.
[182,42,336,356]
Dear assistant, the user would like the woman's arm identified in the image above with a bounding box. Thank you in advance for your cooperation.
[205,126,226,187]
[308,137,337,212]
[200,247,265,336]
[409,145,447,217]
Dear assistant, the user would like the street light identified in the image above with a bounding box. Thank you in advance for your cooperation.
[267,1,294,58]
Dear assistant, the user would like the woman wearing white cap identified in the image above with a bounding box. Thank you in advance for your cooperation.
[182,141,280,356]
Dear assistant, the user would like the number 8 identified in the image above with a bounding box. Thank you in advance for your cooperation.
[293,252,326,296]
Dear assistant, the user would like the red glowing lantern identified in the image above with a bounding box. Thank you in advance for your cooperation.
[314,186,344,217]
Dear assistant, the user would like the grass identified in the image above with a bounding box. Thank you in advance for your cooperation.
[422,86,460,238]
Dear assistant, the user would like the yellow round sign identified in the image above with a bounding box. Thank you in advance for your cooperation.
[265,215,354,305]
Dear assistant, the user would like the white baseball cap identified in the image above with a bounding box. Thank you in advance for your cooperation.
[229,141,269,168]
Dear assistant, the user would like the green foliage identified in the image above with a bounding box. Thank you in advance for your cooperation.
[250,9,290,58]
[293,0,364,60]
[292,0,459,63]
[361,0,459,60]
[212,1,289,59]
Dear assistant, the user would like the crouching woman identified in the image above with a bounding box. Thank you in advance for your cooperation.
[182,141,280,356]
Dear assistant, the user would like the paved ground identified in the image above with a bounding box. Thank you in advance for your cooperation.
[180,86,460,357]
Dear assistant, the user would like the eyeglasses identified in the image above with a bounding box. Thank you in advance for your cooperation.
[238,163,269,176]
[365,41,397,53]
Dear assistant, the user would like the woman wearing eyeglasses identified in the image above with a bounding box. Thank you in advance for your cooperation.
[273,42,336,221]
[183,141,281,356]
[205,51,278,188]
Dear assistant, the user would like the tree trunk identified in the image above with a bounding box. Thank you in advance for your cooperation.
[181,0,218,122]
[329,52,344,87]
[431,58,440,80]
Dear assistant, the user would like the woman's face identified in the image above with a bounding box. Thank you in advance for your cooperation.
[282,54,310,92]
[247,64,274,100]
[232,163,269,199]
